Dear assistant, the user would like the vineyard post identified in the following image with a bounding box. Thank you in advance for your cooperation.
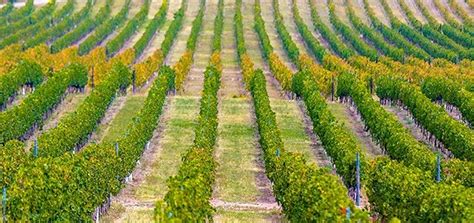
[2,187,6,222]
[356,152,360,207]
[132,69,136,93]
[436,153,441,183]
[33,139,38,158]
[331,76,335,101]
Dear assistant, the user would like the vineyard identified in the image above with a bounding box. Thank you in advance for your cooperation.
[0,0,473,222]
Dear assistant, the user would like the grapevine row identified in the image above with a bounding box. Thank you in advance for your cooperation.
[106,0,151,57]
[0,63,88,145]
[362,0,430,61]
[3,64,175,221]
[327,0,378,61]
[0,60,43,109]
[156,0,223,220]
[346,0,404,61]
[23,0,92,49]
[0,0,57,40]
[35,63,131,158]
[78,0,131,55]
[51,0,110,53]
[133,0,168,59]
[307,0,354,59]
[253,0,366,220]
[376,76,474,161]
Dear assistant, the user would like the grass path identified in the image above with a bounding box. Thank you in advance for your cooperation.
[102,0,210,221]
[181,0,217,96]
[213,1,281,221]
[326,102,383,157]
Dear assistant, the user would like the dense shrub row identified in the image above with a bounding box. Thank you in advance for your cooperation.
[346,0,404,61]
[290,0,326,62]
[51,0,109,53]
[0,60,43,108]
[133,0,168,58]
[0,0,56,39]
[160,0,186,56]
[0,63,88,145]
[362,0,430,61]
[106,0,151,57]
[421,77,474,126]
[24,0,94,49]
[36,63,130,158]
[3,65,175,221]
[78,0,131,55]
[376,76,474,161]
[307,0,354,59]
[327,0,378,61]
[156,65,220,221]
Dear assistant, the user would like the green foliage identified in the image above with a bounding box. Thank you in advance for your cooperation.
[336,72,436,171]
[0,0,56,39]
[51,0,108,53]
[0,60,43,108]
[290,0,326,62]
[3,0,34,24]
[271,0,299,64]
[36,62,130,158]
[78,0,130,55]
[0,2,13,18]
[367,158,474,221]
[185,0,206,51]
[0,63,88,145]
[293,70,366,187]
[234,0,246,56]
[0,140,28,189]
[253,0,273,59]
[24,0,93,49]
[363,0,430,61]
[255,69,363,221]
[308,0,354,59]
[376,76,474,161]
[422,77,474,126]
[211,0,224,52]
[327,0,377,61]
[133,0,168,58]
[156,65,220,222]
[5,66,174,221]
[346,1,404,62]
[106,0,151,57]
[160,0,186,56]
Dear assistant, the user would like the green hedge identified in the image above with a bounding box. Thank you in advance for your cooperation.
[51,0,109,53]
[0,63,88,145]
[0,60,43,108]
[4,66,174,221]
[36,62,131,158]
[133,0,168,58]
[376,76,474,161]
[106,0,151,57]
